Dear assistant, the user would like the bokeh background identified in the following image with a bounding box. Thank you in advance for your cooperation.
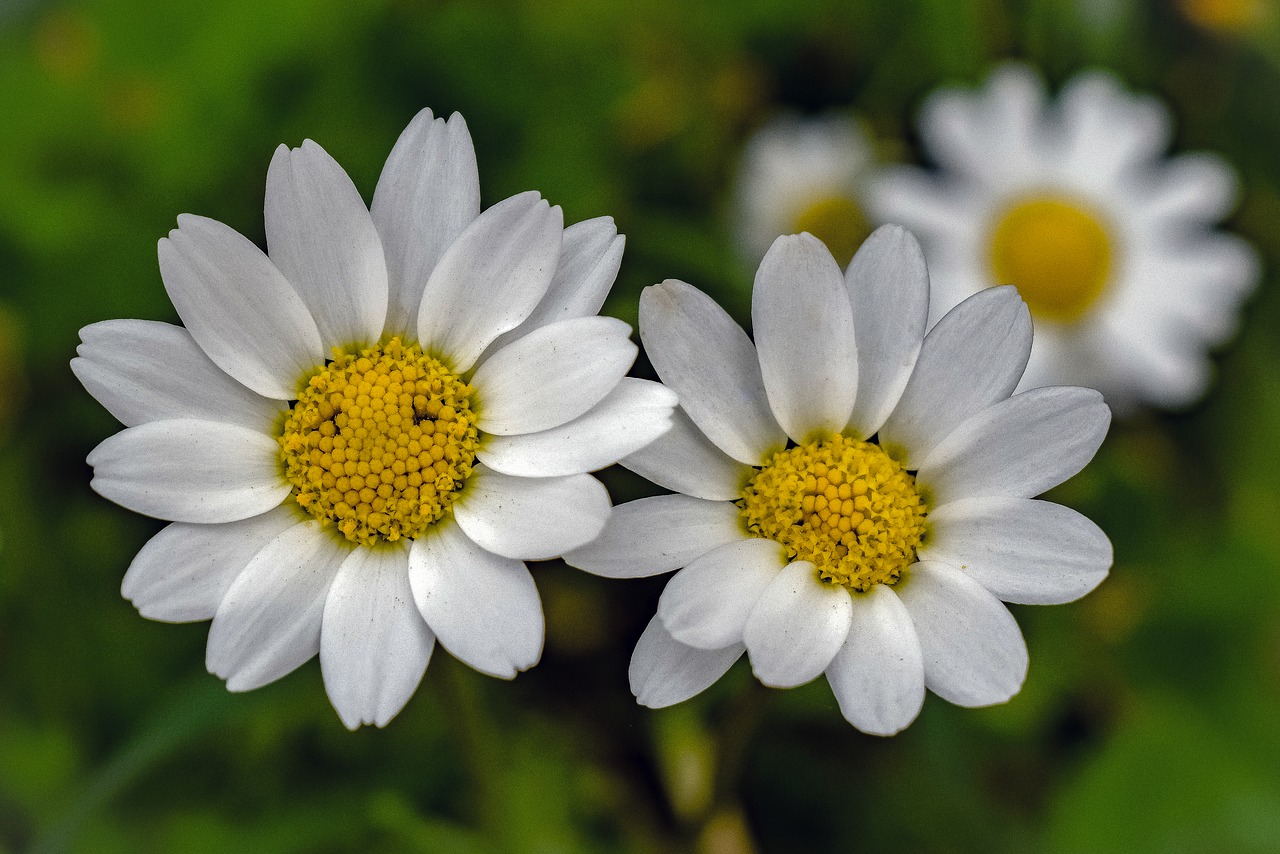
[3,0,1280,851]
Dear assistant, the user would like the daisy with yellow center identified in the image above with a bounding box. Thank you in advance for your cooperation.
[566,226,1112,735]
[73,109,676,729]
[870,63,1259,410]
[734,113,874,268]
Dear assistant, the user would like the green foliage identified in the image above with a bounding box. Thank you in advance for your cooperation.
[3,0,1280,850]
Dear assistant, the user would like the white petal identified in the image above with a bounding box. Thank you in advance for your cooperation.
[620,406,752,502]
[452,468,610,561]
[158,214,323,399]
[563,495,747,579]
[122,505,301,623]
[844,225,930,438]
[87,419,291,524]
[920,497,1112,605]
[658,538,788,649]
[487,216,625,353]
[265,141,389,350]
[1138,152,1238,227]
[472,316,636,436]
[630,615,744,708]
[918,386,1110,504]
[825,584,925,736]
[477,378,676,477]
[321,542,435,729]
[639,279,786,465]
[1058,70,1171,181]
[878,286,1032,468]
[371,110,481,339]
[408,522,543,679]
[752,233,858,442]
[73,320,285,430]
[896,560,1028,707]
[743,561,853,688]
[418,192,564,372]
[206,520,348,692]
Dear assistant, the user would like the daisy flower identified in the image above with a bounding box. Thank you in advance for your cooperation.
[73,109,676,729]
[870,63,1260,410]
[565,226,1112,736]
[735,113,875,267]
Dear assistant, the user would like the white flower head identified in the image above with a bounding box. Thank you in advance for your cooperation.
[566,226,1112,736]
[870,63,1260,411]
[735,113,876,267]
[73,109,676,729]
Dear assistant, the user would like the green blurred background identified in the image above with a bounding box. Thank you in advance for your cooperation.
[3,0,1280,851]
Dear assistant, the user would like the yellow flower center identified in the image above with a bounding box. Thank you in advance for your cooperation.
[792,194,871,268]
[989,195,1113,324]
[279,337,480,546]
[738,435,927,592]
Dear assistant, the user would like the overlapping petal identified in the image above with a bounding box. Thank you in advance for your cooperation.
[564,495,746,579]
[418,192,563,372]
[620,406,751,502]
[640,279,786,465]
[825,584,924,736]
[73,320,285,430]
[743,561,853,688]
[123,505,301,623]
[321,543,434,729]
[158,214,322,399]
[896,561,1028,707]
[879,286,1031,467]
[371,109,481,339]
[919,386,1110,504]
[87,419,290,524]
[630,616,744,709]
[409,523,543,679]
[752,233,858,442]
[488,217,624,353]
[920,497,1112,604]
[206,520,348,692]
[477,379,676,478]
[453,468,610,561]
[844,225,930,438]
[472,316,636,436]
[265,141,389,351]
[658,538,788,649]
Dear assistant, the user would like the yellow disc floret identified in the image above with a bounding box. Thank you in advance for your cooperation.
[739,435,927,592]
[279,337,479,546]
[989,195,1113,324]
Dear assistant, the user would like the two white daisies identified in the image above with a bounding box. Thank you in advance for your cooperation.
[77,80,1133,732]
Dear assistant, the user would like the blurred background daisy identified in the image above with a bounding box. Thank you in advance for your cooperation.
[870,62,1261,411]
[4,1,1280,853]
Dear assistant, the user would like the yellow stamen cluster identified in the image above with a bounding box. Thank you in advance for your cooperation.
[739,435,927,592]
[989,195,1113,324]
[279,337,479,546]
[792,194,871,268]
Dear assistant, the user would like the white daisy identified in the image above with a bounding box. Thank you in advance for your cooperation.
[73,109,677,729]
[565,226,1112,736]
[870,63,1260,411]
[735,113,875,267]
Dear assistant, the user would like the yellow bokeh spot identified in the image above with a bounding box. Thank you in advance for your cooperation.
[791,194,871,268]
[739,435,927,592]
[1179,0,1265,32]
[279,337,479,546]
[989,195,1113,324]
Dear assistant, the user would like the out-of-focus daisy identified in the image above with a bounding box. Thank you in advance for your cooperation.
[73,110,676,729]
[870,63,1260,410]
[735,113,875,267]
[567,226,1112,736]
